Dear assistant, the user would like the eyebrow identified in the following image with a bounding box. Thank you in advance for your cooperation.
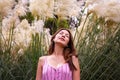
[65,34,69,36]
[60,31,69,35]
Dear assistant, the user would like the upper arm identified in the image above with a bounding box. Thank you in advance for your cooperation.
[72,56,80,80]
[36,56,46,80]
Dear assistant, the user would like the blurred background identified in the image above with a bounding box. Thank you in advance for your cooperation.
[0,0,120,80]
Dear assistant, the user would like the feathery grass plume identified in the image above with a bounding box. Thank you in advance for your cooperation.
[54,0,80,19]
[29,0,54,19]
[86,0,120,23]
[2,15,20,30]
[74,3,120,79]
[20,0,29,5]
[1,0,27,41]
[0,0,15,17]
[9,19,32,55]
[13,19,32,49]
[44,28,51,50]
[31,19,51,51]
[73,14,89,46]
[13,1,28,16]
[29,0,80,19]
[31,20,44,33]
[1,15,20,52]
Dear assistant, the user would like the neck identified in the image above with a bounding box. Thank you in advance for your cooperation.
[53,44,64,56]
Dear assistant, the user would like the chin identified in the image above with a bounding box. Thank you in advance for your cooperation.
[56,41,67,47]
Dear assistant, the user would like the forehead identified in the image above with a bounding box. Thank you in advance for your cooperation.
[58,30,69,34]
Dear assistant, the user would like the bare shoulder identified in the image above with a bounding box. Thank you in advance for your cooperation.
[72,56,79,62]
[38,56,47,66]
[72,56,80,68]
[39,56,47,61]
[72,56,80,80]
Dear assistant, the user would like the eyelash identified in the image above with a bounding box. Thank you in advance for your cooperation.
[65,35,69,38]
[59,32,69,38]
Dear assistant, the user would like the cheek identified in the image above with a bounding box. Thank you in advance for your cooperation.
[66,39,69,44]
[64,38,69,45]
[53,36,58,42]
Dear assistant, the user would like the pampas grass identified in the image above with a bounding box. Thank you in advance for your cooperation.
[86,0,120,23]
[0,0,120,80]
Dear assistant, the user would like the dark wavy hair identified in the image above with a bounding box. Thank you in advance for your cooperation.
[48,28,77,71]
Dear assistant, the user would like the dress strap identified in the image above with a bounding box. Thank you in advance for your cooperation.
[44,56,48,65]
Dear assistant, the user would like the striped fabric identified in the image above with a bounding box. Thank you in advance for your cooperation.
[42,58,72,80]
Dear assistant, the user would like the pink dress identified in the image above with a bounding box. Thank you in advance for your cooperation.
[42,58,72,80]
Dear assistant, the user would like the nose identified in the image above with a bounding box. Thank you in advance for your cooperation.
[61,34,65,38]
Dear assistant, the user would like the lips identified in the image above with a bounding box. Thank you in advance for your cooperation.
[59,37,65,41]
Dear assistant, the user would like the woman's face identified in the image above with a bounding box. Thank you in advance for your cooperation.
[53,30,70,47]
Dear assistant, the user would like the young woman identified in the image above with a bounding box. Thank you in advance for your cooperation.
[36,28,80,80]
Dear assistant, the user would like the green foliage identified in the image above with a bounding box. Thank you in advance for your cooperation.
[75,14,120,80]
[44,18,69,35]
[0,12,120,80]
[0,33,45,80]
[44,18,58,35]
[0,15,2,52]
[57,19,69,29]
[19,12,35,24]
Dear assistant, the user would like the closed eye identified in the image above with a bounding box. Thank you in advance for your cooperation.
[65,34,69,38]
[58,31,69,38]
